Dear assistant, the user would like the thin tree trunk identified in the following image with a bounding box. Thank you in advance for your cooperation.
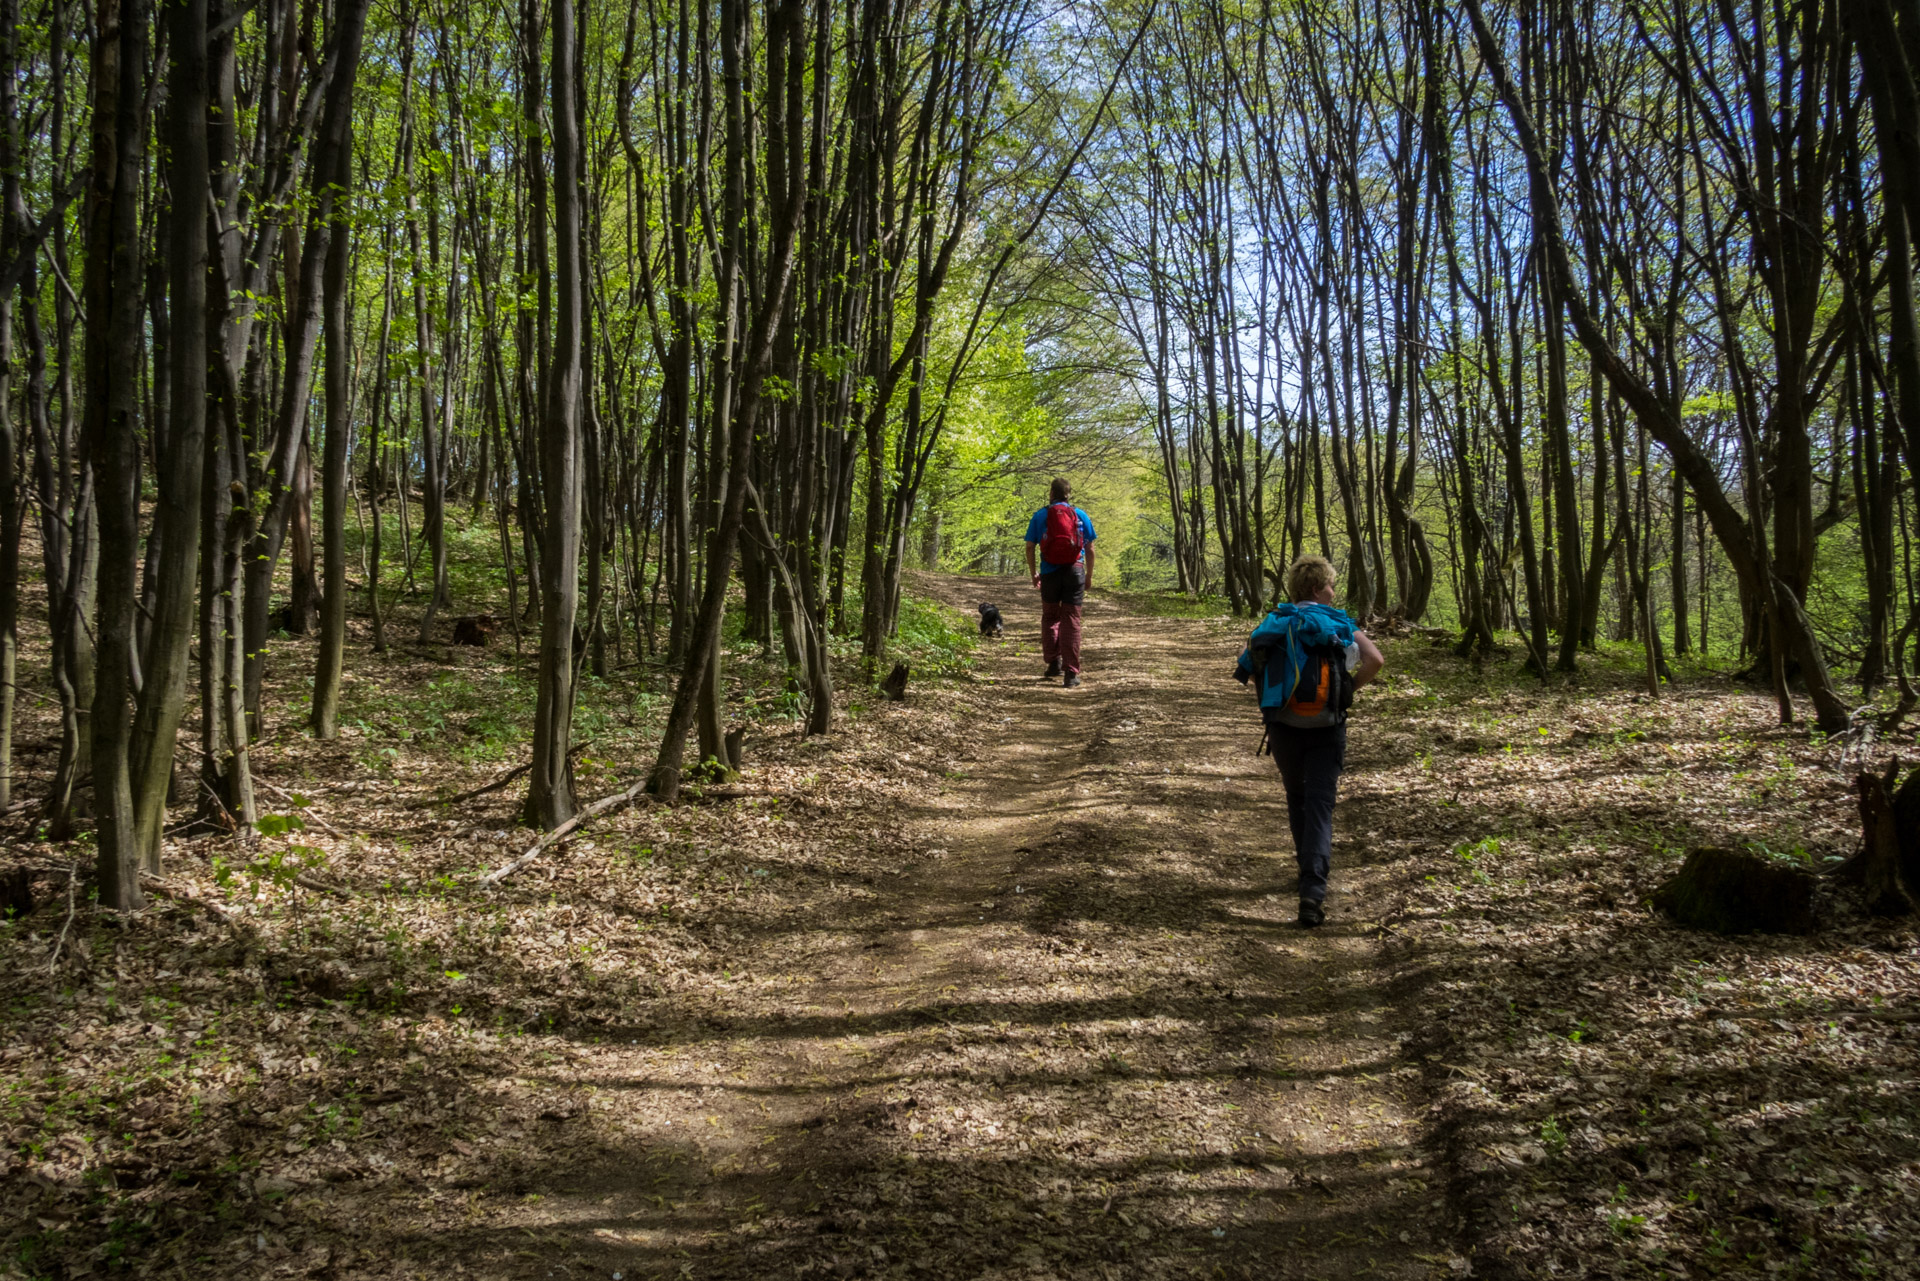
[286,435,318,633]
[85,0,151,908]
[525,0,586,829]
[1671,468,1691,656]
[311,27,362,738]
[123,0,206,863]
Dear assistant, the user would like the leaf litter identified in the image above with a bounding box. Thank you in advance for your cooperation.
[0,578,1913,1280]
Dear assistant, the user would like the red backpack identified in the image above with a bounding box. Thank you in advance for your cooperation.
[1039,503,1084,566]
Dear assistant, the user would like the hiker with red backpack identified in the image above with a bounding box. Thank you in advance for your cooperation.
[1024,478,1097,687]
[1234,554,1384,927]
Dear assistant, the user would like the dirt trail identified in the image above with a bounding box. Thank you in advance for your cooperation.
[495,578,1449,1280]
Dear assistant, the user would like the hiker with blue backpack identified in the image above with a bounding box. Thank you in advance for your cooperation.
[1235,554,1384,927]
[1024,478,1097,688]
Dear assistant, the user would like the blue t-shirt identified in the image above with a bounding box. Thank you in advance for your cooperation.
[1024,504,1097,574]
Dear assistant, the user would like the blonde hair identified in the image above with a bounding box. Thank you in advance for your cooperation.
[1286,554,1337,603]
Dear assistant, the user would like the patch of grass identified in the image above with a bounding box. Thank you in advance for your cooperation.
[342,665,540,767]
[886,593,979,678]
[1105,588,1237,620]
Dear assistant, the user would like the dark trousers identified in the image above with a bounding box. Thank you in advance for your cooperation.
[1268,722,1347,904]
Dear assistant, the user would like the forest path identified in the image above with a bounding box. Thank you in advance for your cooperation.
[502,578,1449,1280]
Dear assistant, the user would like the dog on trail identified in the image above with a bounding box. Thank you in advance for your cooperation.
[978,602,1005,637]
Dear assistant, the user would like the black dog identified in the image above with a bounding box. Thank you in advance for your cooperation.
[977,602,1004,637]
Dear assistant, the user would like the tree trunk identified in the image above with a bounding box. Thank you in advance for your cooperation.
[286,434,318,633]
[124,0,209,864]
[0,0,19,811]
[1670,468,1691,656]
[406,67,451,645]
[1541,270,1582,671]
[650,0,805,801]
[84,0,150,908]
[311,27,362,739]
[525,0,586,829]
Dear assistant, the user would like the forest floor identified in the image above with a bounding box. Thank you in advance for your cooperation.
[3,573,1918,1281]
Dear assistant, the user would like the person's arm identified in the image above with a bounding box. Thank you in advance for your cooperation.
[1026,541,1040,588]
[1082,544,1094,590]
[1352,630,1385,689]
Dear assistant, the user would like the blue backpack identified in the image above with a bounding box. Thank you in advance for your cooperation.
[1234,603,1357,730]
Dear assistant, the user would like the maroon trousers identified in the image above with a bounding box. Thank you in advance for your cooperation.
[1039,566,1085,674]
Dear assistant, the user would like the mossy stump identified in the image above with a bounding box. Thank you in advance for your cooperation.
[1652,847,1817,935]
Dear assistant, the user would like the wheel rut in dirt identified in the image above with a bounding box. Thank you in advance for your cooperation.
[491,577,1452,1280]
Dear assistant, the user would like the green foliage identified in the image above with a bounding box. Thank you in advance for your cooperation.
[1452,836,1501,885]
[342,665,540,769]
[1539,1116,1569,1157]
[1740,838,1822,870]
[212,809,329,903]
[864,593,979,679]
[891,284,1154,579]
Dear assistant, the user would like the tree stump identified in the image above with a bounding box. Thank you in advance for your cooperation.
[451,614,499,646]
[268,598,318,636]
[1651,847,1817,935]
[1853,761,1920,915]
[880,662,910,702]
[167,759,195,806]
[1,868,34,919]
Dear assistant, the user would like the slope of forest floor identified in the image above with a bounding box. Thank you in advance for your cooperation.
[2,573,1917,1281]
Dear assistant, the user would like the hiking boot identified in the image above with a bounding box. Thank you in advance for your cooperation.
[1044,659,1062,678]
[1298,899,1325,928]
[1063,672,1081,688]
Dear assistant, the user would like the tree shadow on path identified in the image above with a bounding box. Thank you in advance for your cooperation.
[316,576,1459,1280]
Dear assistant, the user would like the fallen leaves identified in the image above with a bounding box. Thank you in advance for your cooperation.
[1368,649,1920,1280]
[0,603,987,1277]
[7,585,1914,1281]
